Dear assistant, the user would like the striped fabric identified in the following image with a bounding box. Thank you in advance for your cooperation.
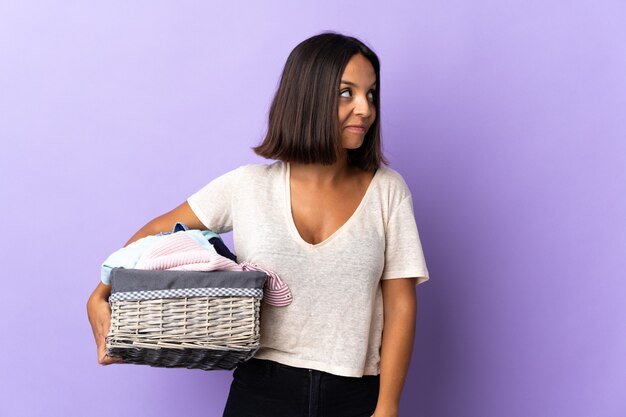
[134,232,292,307]
[135,232,238,272]
[240,261,292,307]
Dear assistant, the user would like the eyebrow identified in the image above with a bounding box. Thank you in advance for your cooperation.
[340,80,377,88]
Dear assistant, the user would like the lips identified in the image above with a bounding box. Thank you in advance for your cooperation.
[346,126,365,135]
[346,125,366,133]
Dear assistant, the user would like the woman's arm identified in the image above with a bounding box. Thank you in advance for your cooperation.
[373,277,418,417]
[86,201,205,365]
[123,201,207,244]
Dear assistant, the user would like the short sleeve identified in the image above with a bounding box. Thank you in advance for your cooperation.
[381,194,430,285]
[186,165,246,233]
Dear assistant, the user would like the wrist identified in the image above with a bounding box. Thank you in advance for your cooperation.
[374,402,399,415]
[373,407,399,417]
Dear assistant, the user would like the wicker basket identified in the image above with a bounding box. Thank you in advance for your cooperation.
[106,267,267,371]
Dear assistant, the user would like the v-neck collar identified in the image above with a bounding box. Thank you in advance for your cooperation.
[283,161,381,250]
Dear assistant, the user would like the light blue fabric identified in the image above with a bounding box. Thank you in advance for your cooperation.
[154,222,220,251]
[101,235,160,285]
[101,222,221,285]
[189,231,220,251]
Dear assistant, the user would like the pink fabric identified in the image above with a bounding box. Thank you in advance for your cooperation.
[135,233,239,271]
[135,233,292,306]
[240,261,292,307]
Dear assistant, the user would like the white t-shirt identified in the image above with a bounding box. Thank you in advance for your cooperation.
[187,160,429,377]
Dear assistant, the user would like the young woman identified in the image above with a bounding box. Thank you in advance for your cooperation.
[87,31,429,417]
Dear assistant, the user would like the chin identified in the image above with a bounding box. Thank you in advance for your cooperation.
[341,139,365,149]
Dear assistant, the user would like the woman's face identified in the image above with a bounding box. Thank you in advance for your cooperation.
[338,53,377,151]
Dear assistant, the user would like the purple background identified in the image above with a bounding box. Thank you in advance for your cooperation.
[1,1,625,416]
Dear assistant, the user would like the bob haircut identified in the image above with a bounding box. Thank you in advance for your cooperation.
[252,31,388,171]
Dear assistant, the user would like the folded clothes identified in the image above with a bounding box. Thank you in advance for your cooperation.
[135,232,236,271]
[156,222,237,261]
[101,222,292,307]
[134,231,292,307]
[100,222,219,285]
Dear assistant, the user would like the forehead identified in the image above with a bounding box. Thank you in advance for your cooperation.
[341,54,376,85]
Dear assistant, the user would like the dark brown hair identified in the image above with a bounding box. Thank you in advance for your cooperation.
[252,31,388,171]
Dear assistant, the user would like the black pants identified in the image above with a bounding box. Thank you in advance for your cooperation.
[222,358,380,417]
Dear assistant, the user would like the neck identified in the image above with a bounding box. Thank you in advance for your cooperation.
[289,152,354,186]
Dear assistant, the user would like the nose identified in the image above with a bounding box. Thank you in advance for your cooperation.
[353,94,373,118]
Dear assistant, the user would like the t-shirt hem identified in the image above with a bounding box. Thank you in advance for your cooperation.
[381,270,429,285]
[252,351,380,377]
[186,196,210,230]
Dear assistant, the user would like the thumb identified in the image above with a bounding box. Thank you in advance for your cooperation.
[98,343,124,365]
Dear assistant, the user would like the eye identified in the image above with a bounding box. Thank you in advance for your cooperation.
[339,88,377,101]
[340,88,352,98]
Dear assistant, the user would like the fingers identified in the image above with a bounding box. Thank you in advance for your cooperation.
[97,337,124,365]
[98,349,125,365]
[98,353,125,365]
[89,297,123,366]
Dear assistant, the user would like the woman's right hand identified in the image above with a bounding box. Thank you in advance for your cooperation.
[87,286,124,365]
[87,200,206,365]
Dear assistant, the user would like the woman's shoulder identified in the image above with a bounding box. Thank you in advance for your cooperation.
[236,160,285,179]
[212,161,285,190]
[375,164,412,199]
